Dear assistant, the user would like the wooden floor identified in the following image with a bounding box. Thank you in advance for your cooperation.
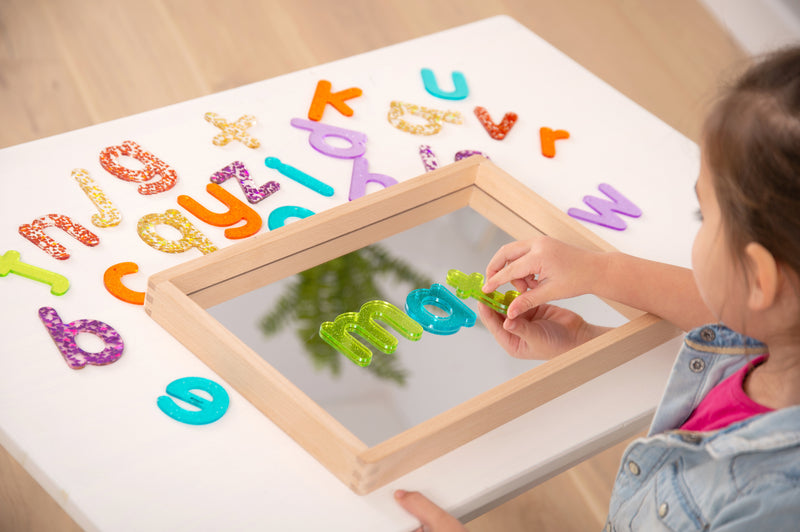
[0,1,744,530]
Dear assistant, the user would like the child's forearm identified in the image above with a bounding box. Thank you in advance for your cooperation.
[590,252,716,332]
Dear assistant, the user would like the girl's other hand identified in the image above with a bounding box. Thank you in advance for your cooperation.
[483,236,604,319]
[478,301,609,360]
[394,490,467,532]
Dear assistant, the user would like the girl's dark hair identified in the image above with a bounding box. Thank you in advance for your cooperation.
[703,47,800,275]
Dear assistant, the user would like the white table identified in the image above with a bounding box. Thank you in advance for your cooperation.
[0,16,699,531]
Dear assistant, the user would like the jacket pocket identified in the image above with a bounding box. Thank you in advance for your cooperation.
[630,458,709,531]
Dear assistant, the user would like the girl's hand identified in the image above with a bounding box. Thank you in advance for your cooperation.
[483,236,604,320]
[478,302,608,360]
[394,490,467,532]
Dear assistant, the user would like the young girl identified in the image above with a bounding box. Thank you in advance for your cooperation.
[395,46,800,530]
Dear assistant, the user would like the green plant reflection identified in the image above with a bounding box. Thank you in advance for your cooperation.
[259,245,433,385]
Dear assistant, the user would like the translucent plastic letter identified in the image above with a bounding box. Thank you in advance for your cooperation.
[137,209,217,255]
[18,214,99,260]
[446,269,519,315]
[38,306,124,369]
[319,300,423,367]
[405,283,476,335]
[177,183,262,239]
[157,377,229,425]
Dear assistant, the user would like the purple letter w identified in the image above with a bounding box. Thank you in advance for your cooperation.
[567,183,642,231]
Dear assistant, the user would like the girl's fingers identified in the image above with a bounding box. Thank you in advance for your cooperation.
[478,303,508,338]
[485,241,531,281]
[510,278,529,293]
[394,490,465,531]
[484,260,540,294]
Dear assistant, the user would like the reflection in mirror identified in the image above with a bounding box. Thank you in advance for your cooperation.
[209,207,627,446]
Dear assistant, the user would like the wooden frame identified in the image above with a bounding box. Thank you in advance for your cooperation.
[145,157,680,494]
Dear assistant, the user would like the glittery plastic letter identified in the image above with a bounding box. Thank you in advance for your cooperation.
[204,112,261,149]
[348,157,398,201]
[307,80,363,121]
[18,214,99,260]
[38,307,124,369]
[319,300,423,367]
[474,106,518,140]
[290,118,367,159]
[177,183,262,239]
[567,183,642,231]
[454,150,489,162]
[267,206,315,230]
[0,250,69,295]
[137,209,217,255]
[420,69,469,100]
[405,283,476,335]
[71,169,122,227]
[540,127,571,158]
[209,160,279,204]
[419,145,439,172]
[446,269,519,315]
[387,101,462,136]
[103,262,145,305]
[264,156,334,197]
[157,377,230,426]
[99,140,178,194]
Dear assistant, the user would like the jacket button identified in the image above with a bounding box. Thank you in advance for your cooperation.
[658,502,669,517]
[627,460,641,476]
[700,327,716,341]
[689,357,706,373]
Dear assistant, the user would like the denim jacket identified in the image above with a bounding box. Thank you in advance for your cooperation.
[604,324,800,531]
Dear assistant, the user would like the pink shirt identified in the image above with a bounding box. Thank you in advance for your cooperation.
[680,355,773,432]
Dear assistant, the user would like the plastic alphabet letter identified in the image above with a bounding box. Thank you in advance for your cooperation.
[264,156,334,197]
[137,209,218,255]
[38,306,124,369]
[419,145,439,172]
[209,160,279,204]
[99,140,178,194]
[405,283,476,335]
[18,214,99,260]
[387,101,462,136]
[420,69,469,100]
[71,169,122,227]
[446,269,519,314]
[177,183,262,239]
[454,150,489,162]
[348,157,398,201]
[319,300,423,367]
[419,146,487,171]
[267,206,315,230]
[157,376,230,425]
[474,107,518,140]
[103,262,145,305]
[204,112,261,149]
[290,118,368,159]
[307,80,363,121]
[540,127,571,158]
[0,250,69,295]
[567,183,642,231]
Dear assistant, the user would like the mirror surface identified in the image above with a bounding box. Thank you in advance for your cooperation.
[209,207,626,446]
